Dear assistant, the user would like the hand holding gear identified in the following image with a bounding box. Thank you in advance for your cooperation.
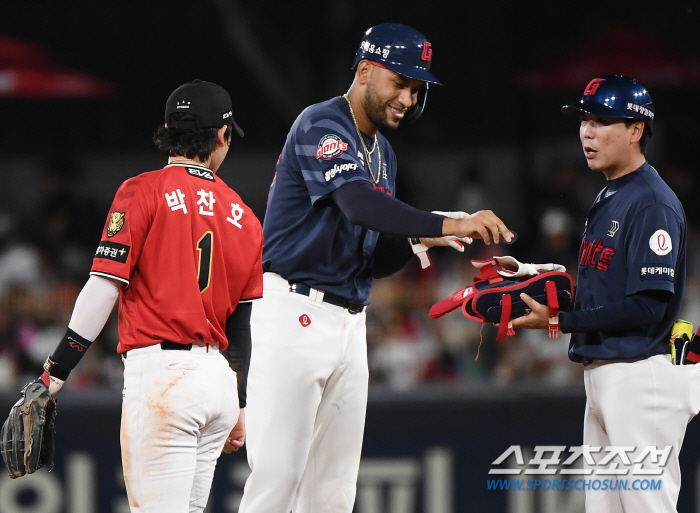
[1,381,57,478]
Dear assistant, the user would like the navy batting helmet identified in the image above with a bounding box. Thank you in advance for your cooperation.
[352,23,440,122]
[562,74,654,135]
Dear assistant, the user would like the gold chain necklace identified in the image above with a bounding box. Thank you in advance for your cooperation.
[343,94,382,184]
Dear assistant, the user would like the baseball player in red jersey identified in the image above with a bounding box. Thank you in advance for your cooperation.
[14,80,262,512]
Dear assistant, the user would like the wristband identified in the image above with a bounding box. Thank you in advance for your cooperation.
[43,328,93,381]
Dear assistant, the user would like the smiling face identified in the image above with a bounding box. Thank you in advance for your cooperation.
[579,113,646,180]
[362,64,424,131]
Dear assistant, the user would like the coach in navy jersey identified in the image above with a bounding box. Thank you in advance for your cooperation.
[238,23,513,513]
[514,75,695,513]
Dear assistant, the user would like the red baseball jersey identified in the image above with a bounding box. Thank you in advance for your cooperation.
[91,163,263,353]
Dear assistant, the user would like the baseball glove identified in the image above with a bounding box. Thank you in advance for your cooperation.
[1,381,57,478]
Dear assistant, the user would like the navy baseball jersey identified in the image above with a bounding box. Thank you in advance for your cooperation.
[262,96,397,303]
[569,162,686,362]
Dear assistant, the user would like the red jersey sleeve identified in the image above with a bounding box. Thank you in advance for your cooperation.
[90,174,153,286]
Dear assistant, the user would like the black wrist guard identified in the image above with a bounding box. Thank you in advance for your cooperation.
[43,328,93,381]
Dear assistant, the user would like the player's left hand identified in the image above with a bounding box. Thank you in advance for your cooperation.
[223,408,245,454]
[510,293,550,330]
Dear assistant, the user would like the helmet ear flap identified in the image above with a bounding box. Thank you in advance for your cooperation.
[404,83,428,123]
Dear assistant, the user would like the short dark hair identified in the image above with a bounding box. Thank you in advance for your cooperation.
[624,119,650,156]
[153,112,232,161]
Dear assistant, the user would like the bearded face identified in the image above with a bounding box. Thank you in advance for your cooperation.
[363,79,396,132]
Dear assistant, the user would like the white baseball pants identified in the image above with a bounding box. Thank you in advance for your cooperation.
[121,342,239,513]
[239,272,369,513]
[583,354,700,513]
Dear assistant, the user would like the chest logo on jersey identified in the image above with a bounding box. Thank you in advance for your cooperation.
[186,166,214,181]
[579,238,615,271]
[299,314,311,327]
[107,212,125,237]
[95,241,130,263]
[324,162,358,182]
[316,134,348,160]
[607,220,620,238]
[649,229,672,256]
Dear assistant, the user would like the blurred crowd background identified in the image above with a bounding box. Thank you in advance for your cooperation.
[1,1,700,395]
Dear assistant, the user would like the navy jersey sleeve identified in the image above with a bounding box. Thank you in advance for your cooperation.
[625,204,682,296]
[294,111,369,205]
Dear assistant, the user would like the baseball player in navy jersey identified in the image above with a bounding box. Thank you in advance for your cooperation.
[238,23,513,513]
[513,75,699,512]
[3,80,262,512]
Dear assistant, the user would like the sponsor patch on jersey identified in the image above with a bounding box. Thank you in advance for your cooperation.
[649,229,672,256]
[299,314,311,327]
[107,212,125,237]
[186,166,215,181]
[316,134,348,160]
[95,241,130,263]
[640,264,675,281]
[324,162,358,182]
[607,220,620,237]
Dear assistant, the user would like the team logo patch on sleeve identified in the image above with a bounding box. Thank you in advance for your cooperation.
[107,212,125,237]
[316,134,348,160]
[640,264,675,281]
[649,229,672,256]
[95,241,130,263]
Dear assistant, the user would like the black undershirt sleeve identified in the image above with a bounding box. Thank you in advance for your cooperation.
[223,302,252,408]
[559,291,669,334]
[331,180,444,237]
[371,234,415,278]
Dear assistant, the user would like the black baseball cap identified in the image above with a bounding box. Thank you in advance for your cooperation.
[164,79,244,136]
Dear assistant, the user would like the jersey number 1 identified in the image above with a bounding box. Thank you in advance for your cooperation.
[197,231,213,293]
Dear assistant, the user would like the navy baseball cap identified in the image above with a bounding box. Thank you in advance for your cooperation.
[165,80,244,136]
[352,23,441,85]
[561,74,654,135]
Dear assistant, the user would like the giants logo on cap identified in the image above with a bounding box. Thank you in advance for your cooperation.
[584,78,605,96]
[316,134,348,160]
[421,42,432,62]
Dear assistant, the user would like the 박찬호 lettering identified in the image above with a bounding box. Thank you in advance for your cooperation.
[165,189,188,214]
[197,189,216,216]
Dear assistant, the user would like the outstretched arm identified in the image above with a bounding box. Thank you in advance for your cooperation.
[41,275,121,394]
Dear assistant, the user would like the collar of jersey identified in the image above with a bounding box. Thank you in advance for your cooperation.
[606,161,650,192]
[165,163,211,171]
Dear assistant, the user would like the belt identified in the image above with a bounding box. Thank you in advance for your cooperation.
[289,283,365,314]
[161,340,193,351]
[123,340,193,359]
